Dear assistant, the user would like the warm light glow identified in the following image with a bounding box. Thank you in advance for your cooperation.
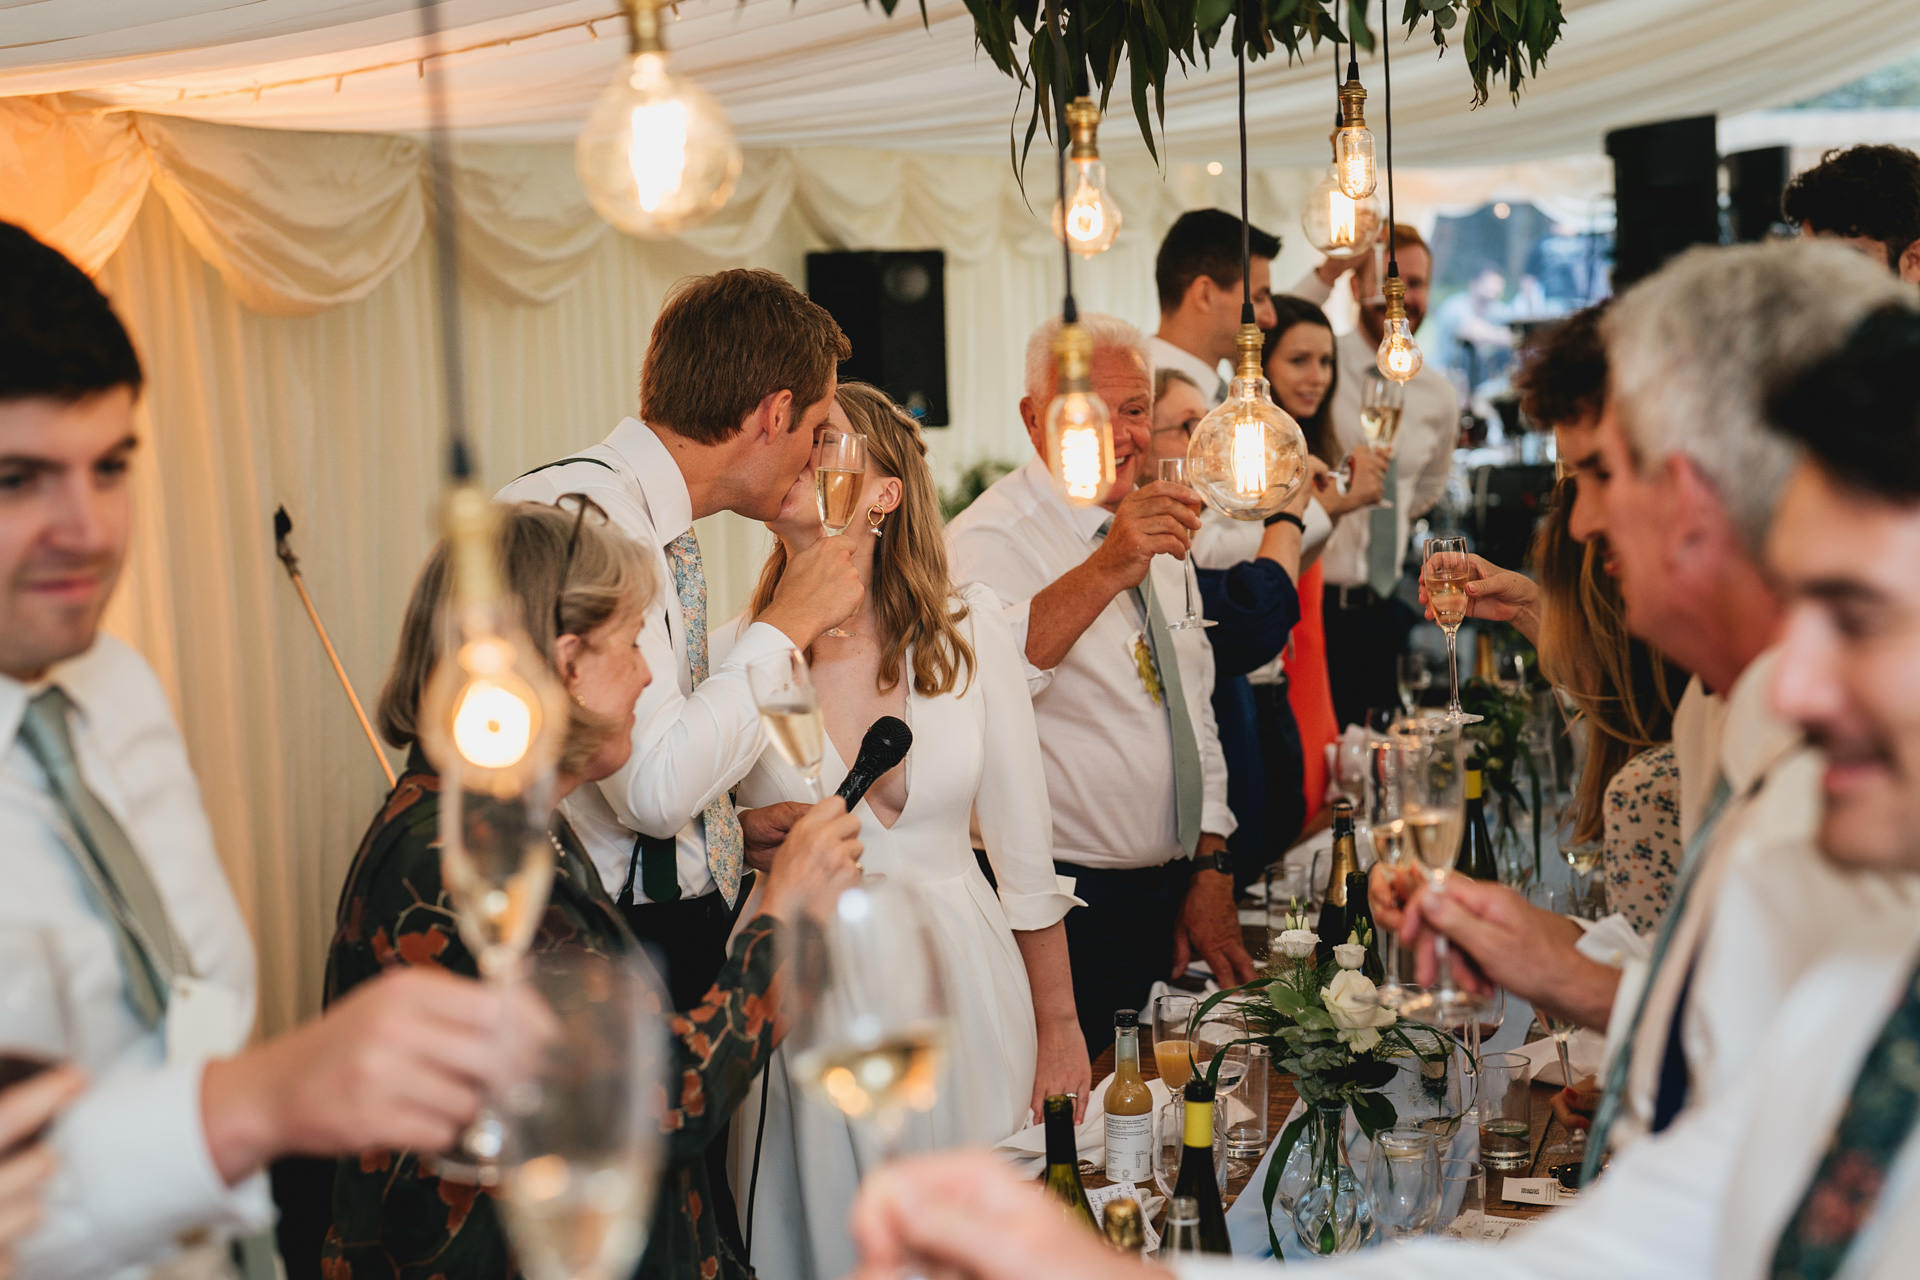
[450,672,537,771]
[1329,189,1358,248]
[576,45,740,237]
[625,73,690,212]
[1334,127,1377,199]
[1056,412,1108,503]
[1231,416,1268,497]
[1206,161,1225,176]
[1493,202,1512,220]
[1377,322,1424,382]
[1050,160,1122,257]
[1064,184,1105,243]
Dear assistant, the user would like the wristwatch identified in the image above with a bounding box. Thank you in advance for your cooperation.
[1264,510,1307,531]
[1206,847,1233,876]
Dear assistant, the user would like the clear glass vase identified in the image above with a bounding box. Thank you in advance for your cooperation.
[1289,1103,1374,1255]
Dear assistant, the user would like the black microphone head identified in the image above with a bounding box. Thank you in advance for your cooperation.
[858,716,912,769]
[273,506,292,542]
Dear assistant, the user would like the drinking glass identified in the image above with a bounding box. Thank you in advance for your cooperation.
[1403,1030,1474,1143]
[1194,1006,1249,1095]
[1477,1051,1533,1174]
[1390,720,1492,1026]
[1223,1044,1269,1161]
[1436,1158,1486,1233]
[1157,458,1215,631]
[1493,651,1527,696]
[1154,1095,1226,1198]
[1397,652,1432,716]
[1365,735,1413,1010]
[497,947,668,1280]
[1528,884,1599,1166]
[1358,375,1405,507]
[1366,1127,1442,1240]
[747,647,826,801]
[1421,536,1483,725]
[435,773,562,1183]
[0,924,75,1093]
[1152,994,1199,1093]
[815,429,868,637]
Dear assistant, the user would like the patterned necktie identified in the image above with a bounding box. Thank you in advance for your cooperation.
[1366,454,1402,598]
[1582,776,1733,1183]
[18,686,182,1026]
[1769,954,1920,1280]
[1098,521,1204,856]
[662,530,745,906]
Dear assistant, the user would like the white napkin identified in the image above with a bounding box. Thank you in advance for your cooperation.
[1513,1031,1606,1086]
[994,1072,1176,1177]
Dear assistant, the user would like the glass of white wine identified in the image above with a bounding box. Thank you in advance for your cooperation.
[1366,736,1414,1010]
[1422,536,1483,726]
[747,647,827,801]
[1391,720,1493,1026]
[497,946,667,1280]
[435,774,561,1184]
[1358,374,1404,508]
[815,429,867,640]
[1157,457,1215,631]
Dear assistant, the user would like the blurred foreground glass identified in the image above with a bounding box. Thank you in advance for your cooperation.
[747,648,826,801]
[1436,1158,1486,1233]
[1366,1127,1442,1240]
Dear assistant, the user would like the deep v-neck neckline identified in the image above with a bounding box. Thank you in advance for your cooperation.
[822,686,915,833]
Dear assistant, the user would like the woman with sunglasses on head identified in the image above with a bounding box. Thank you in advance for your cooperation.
[320,500,863,1280]
[716,382,1086,1280]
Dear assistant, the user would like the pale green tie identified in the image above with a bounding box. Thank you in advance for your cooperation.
[19,686,182,1026]
[1366,455,1402,599]
[1098,522,1204,856]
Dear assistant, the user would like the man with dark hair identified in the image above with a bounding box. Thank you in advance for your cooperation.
[1782,143,1920,284]
[1,221,517,1280]
[1150,208,1280,403]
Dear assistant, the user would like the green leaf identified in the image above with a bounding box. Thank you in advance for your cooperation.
[1351,1089,1397,1137]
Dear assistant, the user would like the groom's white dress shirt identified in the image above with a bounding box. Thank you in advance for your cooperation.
[8,637,269,1280]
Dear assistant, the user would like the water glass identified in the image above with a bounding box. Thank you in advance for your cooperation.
[1477,1051,1532,1173]
[1155,1095,1226,1197]
[1436,1158,1486,1233]
[1404,1032,1473,1143]
[1223,1044,1269,1160]
[1366,1127,1442,1240]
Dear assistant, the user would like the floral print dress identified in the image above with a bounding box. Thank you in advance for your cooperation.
[321,760,778,1280]
[1601,743,1683,934]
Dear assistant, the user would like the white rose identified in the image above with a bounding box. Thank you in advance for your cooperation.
[1333,942,1367,971]
[1321,969,1396,1053]
[1276,929,1320,960]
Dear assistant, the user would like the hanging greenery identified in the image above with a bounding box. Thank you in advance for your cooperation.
[865,0,1566,166]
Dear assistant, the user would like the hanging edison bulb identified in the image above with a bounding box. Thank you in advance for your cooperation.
[1376,270,1424,383]
[1044,322,1116,507]
[1187,324,1309,520]
[1049,97,1122,257]
[1333,66,1377,199]
[417,488,572,799]
[576,0,742,238]
[1302,157,1384,259]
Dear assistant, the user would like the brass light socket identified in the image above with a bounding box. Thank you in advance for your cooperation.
[1054,321,1094,392]
[627,0,665,56]
[1233,322,1265,381]
[1382,274,1408,322]
[441,485,503,607]
[1065,96,1102,161]
[1338,75,1368,130]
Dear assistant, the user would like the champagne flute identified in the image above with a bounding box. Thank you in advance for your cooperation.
[815,429,868,638]
[1157,457,1215,631]
[1397,652,1432,716]
[1152,993,1198,1092]
[1358,375,1404,508]
[1422,536,1483,725]
[497,947,668,1280]
[747,647,827,801]
[1366,736,1413,1010]
[0,924,75,1100]
[1393,721,1492,1027]
[436,775,562,1184]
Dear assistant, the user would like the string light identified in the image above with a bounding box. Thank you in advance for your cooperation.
[1333,44,1377,199]
[1050,97,1122,257]
[1302,41,1382,260]
[1374,0,1423,383]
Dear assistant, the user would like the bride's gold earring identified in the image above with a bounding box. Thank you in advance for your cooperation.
[867,506,886,535]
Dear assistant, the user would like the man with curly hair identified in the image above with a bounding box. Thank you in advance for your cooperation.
[1782,143,1920,284]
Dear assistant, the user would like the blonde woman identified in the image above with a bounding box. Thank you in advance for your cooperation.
[720,382,1086,1280]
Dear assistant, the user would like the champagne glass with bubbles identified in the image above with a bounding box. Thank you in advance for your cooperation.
[815,429,867,638]
[1157,457,1215,631]
[1358,375,1404,508]
[1422,536,1483,725]
[1392,719,1492,1026]
[748,647,827,801]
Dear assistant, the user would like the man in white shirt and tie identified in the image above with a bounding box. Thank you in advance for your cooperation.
[947,312,1249,1056]
[499,268,863,1016]
[1293,225,1460,725]
[1148,209,1280,406]
[2,224,514,1280]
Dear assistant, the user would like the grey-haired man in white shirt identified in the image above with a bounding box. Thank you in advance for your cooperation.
[1,222,514,1280]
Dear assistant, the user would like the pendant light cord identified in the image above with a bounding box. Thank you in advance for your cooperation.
[413,0,473,482]
[1043,0,1078,325]
[1381,0,1398,275]
[1237,4,1253,328]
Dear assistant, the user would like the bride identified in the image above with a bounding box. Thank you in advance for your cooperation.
[718,381,1089,1280]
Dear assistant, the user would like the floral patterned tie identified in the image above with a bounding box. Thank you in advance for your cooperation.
[1768,955,1920,1280]
[663,530,744,907]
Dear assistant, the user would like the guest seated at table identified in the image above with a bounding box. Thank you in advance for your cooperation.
[719,381,1086,1280]
[837,268,1920,1280]
[1782,142,1920,283]
[321,500,863,1280]
[947,312,1248,1056]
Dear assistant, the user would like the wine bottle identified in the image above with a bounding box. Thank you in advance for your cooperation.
[1342,869,1386,983]
[1314,798,1359,963]
[1102,1198,1147,1252]
[1041,1094,1097,1230]
[1457,768,1498,881]
[1104,1010,1154,1183]
[1171,1080,1231,1253]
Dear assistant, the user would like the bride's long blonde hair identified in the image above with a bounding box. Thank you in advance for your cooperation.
[748,381,975,697]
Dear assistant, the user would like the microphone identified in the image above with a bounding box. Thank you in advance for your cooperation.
[834,716,912,811]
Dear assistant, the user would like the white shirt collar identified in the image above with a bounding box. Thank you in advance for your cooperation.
[1149,335,1227,403]
[0,649,95,751]
[603,416,693,544]
[1719,646,1801,798]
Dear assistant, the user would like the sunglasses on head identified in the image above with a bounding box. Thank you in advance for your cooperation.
[553,492,609,637]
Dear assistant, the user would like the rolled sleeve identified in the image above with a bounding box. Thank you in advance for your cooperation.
[25,1061,273,1280]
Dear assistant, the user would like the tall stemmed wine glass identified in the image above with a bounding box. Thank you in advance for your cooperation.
[1157,457,1215,631]
[436,773,561,1183]
[789,880,954,1277]
[1391,720,1492,1027]
[1358,375,1405,508]
[1422,536,1483,725]
[1366,736,1413,1010]
[497,946,668,1280]
[815,428,868,638]
[748,647,827,801]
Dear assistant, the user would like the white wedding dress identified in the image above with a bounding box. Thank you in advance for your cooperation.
[717,582,1081,1280]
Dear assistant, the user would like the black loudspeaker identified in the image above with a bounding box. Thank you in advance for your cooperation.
[1605,116,1720,288]
[804,250,949,426]
[1725,146,1791,243]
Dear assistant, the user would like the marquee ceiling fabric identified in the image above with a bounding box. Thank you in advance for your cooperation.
[5,0,1920,166]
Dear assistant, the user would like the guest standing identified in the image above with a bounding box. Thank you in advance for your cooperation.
[948,313,1249,1057]
[1148,208,1279,403]
[720,382,1087,1280]
[322,501,862,1280]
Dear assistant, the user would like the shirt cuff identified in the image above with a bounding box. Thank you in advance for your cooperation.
[1202,804,1239,841]
[999,874,1087,932]
[1573,913,1650,968]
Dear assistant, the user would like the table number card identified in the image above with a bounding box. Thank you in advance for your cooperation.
[1501,1176,1568,1206]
